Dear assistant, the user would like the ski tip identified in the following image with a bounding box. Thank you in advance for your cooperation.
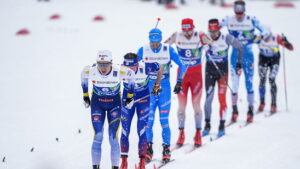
[153,164,157,169]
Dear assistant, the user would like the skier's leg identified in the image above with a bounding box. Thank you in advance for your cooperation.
[269,55,280,107]
[158,83,171,146]
[91,95,106,167]
[146,82,158,143]
[177,69,189,129]
[204,64,217,123]
[120,92,135,157]
[107,98,121,168]
[243,49,255,108]
[243,48,255,122]
[258,55,268,105]
[136,92,150,158]
[218,72,228,121]
[230,48,240,107]
[190,65,203,130]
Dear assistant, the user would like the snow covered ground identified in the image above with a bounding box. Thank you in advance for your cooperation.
[0,0,300,169]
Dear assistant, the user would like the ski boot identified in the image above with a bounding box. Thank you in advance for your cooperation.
[176,128,185,146]
[145,142,153,163]
[162,144,171,163]
[202,119,211,136]
[217,120,225,137]
[247,106,254,123]
[194,129,202,147]
[258,103,265,113]
[270,104,277,114]
[120,155,128,169]
[136,157,146,169]
[231,105,239,122]
[93,165,100,169]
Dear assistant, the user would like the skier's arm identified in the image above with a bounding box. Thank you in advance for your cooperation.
[252,16,269,39]
[81,65,90,96]
[145,61,162,87]
[137,47,144,61]
[169,46,187,80]
[120,65,135,94]
[81,65,91,108]
[164,32,177,45]
[220,17,228,28]
[145,62,160,74]
[226,34,244,64]
[199,32,213,45]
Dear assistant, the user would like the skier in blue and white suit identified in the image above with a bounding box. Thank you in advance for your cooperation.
[81,50,132,169]
[119,53,160,169]
[137,28,187,163]
[221,0,269,123]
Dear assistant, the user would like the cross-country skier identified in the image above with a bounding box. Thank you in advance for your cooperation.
[256,31,294,114]
[201,19,243,137]
[119,53,161,169]
[137,28,187,163]
[164,18,205,147]
[81,50,128,169]
[221,0,269,123]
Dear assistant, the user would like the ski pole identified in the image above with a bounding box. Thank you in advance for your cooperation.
[155,18,161,28]
[207,54,234,93]
[282,45,289,111]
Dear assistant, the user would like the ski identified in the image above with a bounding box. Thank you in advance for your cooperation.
[238,121,253,128]
[209,134,225,142]
[185,143,205,154]
[170,143,188,152]
[146,158,160,166]
[226,121,236,127]
[153,159,175,169]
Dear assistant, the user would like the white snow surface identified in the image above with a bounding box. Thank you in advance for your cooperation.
[0,0,300,169]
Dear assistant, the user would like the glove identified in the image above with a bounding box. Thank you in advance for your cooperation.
[253,35,262,43]
[173,80,182,94]
[236,63,242,76]
[125,93,134,109]
[83,96,91,108]
[281,34,294,50]
[151,83,161,95]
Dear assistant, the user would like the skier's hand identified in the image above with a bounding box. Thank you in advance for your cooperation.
[236,63,242,76]
[281,34,294,51]
[83,96,91,108]
[125,93,134,109]
[151,83,161,95]
[173,80,182,94]
[253,35,262,43]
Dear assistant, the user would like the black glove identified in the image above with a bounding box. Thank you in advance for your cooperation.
[281,34,294,50]
[236,63,242,75]
[83,96,91,108]
[125,93,134,109]
[173,80,182,94]
[151,83,161,95]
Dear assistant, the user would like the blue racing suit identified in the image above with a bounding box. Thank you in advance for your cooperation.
[120,62,160,158]
[81,64,121,167]
[137,44,187,145]
[221,15,269,107]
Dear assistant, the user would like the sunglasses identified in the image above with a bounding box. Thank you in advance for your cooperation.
[97,62,111,67]
[209,30,219,34]
[183,30,193,35]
